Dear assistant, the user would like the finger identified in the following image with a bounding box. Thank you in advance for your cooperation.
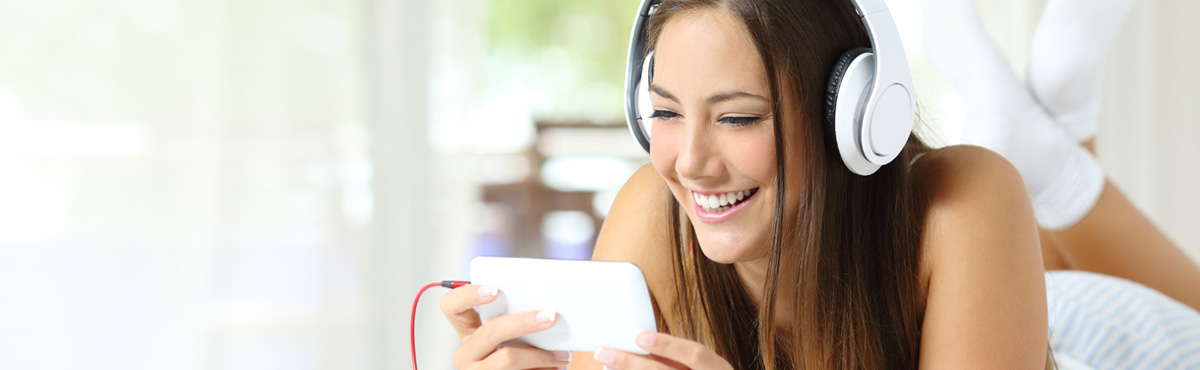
[477,346,571,370]
[458,310,559,363]
[648,354,688,370]
[634,332,730,370]
[438,284,499,338]
[592,348,673,370]
[565,350,601,370]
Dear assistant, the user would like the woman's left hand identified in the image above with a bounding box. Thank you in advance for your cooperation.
[591,332,733,370]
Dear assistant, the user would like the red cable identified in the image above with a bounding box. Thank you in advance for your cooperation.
[412,280,470,370]
[412,282,439,370]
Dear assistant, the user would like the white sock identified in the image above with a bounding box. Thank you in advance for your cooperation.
[1028,0,1137,142]
[923,0,1105,230]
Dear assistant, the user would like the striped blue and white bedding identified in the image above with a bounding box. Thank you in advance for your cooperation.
[1045,271,1200,369]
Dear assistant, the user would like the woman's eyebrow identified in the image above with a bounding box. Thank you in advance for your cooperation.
[649,84,769,104]
[649,84,680,103]
[705,91,769,104]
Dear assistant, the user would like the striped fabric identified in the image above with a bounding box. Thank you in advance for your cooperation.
[1045,271,1200,369]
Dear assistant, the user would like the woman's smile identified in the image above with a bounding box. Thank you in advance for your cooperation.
[690,187,760,224]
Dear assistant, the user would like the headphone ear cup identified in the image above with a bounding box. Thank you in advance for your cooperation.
[823,47,873,157]
[636,52,655,143]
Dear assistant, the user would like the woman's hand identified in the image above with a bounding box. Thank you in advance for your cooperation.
[592,332,733,370]
[439,284,572,370]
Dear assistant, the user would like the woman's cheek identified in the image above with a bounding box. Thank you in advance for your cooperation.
[730,124,778,182]
[649,125,680,179]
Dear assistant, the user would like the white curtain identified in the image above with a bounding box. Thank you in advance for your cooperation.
[0,0,468,369]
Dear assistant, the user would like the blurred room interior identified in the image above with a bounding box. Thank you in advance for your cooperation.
[1,0,1198,369]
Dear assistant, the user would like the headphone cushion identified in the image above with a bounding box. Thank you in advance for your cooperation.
[823,47,873,154]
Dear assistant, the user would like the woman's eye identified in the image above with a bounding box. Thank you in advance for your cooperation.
[649,110,680,121]
[719,116,761,127]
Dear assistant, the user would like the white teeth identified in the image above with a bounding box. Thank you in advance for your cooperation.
[694,189,755,212]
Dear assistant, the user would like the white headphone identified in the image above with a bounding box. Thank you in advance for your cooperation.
[623,0,915,176]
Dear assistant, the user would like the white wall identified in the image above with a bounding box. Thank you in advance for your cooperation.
[1098,0,1200,261]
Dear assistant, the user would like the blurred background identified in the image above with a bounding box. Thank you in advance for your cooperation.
[0,0,1196,369]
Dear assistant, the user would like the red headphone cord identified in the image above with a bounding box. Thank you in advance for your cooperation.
[412,280,470,370]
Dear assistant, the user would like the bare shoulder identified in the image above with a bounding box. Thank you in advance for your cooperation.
[912,144,1038,285]
[910,145,1049,369]
[591,164,677,316]
[912,145,1025,201]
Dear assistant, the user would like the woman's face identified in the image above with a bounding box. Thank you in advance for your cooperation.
[649,8,802,264]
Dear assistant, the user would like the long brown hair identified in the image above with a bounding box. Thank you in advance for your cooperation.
[647,1,932,369]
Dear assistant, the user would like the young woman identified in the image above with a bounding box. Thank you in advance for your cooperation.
[438,0,1200,369]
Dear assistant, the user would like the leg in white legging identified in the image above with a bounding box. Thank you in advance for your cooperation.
[924,0,1200,312]
[922,0,1105,230]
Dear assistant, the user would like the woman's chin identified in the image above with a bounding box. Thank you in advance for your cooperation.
[695,238,755,264]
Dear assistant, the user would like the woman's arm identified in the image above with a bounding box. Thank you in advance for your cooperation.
[915,146,1050,369]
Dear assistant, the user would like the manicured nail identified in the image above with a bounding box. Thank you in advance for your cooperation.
[594,348,615,365]
[554,350,571,361]
[536,310,557,324]
[477,285,498,298]
[636,332,656,348]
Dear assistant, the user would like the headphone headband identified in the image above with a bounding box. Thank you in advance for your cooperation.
[853,0,916,165]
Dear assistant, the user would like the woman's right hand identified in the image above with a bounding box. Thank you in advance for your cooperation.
[439,284,572,369]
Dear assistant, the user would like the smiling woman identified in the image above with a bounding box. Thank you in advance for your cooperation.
[619,1,954,368]
[440,0,1043,368]
[435,0,1200,369]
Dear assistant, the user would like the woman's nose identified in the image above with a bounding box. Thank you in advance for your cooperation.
[675,122,722,180]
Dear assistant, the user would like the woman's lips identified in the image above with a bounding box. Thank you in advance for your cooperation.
[691,188,758,224]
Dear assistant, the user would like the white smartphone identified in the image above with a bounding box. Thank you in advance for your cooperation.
[469,256,658,355]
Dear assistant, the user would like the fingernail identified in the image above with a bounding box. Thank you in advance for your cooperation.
[594,348,615,365]
[554,350,571,361]
[636,332,655,347]
[536,310,556,324]
[477,285,498,298]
